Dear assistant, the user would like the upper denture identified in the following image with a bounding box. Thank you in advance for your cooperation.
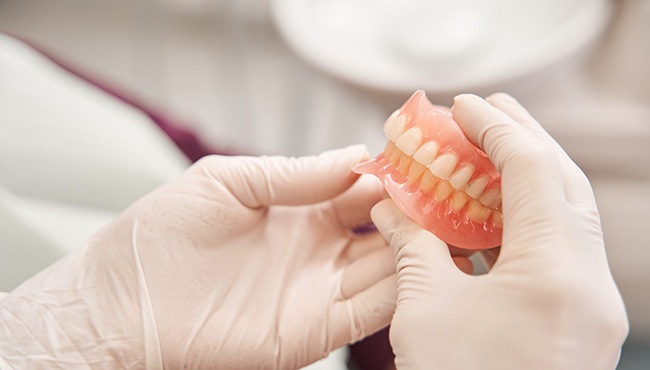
[358,90,503,249]
[380,92,502,218]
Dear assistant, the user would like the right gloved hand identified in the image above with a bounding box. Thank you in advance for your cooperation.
[372,93,629,370]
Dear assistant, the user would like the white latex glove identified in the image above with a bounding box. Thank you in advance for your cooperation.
[372,94,629,370]
[0,145,397,370]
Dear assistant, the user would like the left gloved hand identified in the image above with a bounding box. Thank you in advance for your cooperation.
[0,145,397,370]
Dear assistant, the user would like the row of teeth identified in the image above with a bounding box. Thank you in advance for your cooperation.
[383,110,502,227]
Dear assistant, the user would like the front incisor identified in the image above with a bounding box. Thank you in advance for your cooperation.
[429,153,458,179]
[465,175,490,199]
[449,164,475,190]
[395,127,423,156]
[413,141,440,165]
[384,111,407,141]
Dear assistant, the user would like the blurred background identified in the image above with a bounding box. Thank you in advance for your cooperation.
[0,0,648,368]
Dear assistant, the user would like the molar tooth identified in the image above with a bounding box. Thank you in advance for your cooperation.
[395,127,423,156]
[389,147,402,164]
[429,153,458,179]
[467,199,492,223]
[384,111,407,142]
[413,141,440,165]
[399,152,413,172]
[450,191,470,212]
[449,164,475,190]
[408,161,427,181]
[465,175,490,199]
[419,170,440,192]
[489,210,503,228]
[383,141,396,158]
[435,180,454,201]
[479,188,502,209]
[382,109,400,136]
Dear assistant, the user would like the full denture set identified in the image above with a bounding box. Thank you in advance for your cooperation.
[355,91,503,249]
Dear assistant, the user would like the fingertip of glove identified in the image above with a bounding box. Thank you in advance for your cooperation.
[344,144,371,162]
[370,199,396,223]
[485,92,516,104]
[370,199,416,245]
[452,93,483,107]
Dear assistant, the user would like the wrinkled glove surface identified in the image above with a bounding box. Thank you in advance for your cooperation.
[373,93,628,370]
[0,146,397,370]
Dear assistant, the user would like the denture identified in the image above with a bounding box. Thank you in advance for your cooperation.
[355,91,502,249]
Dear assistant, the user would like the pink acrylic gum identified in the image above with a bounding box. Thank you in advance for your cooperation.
[355,91,502,250]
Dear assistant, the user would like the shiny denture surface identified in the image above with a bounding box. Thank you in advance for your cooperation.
[358,91,503,249]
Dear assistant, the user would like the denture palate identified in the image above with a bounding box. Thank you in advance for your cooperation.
[383,110,503,228]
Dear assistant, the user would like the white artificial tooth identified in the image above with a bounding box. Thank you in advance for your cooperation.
[450,190,470,212]
[384,111,407,142]
[413,141,440,165]
[395,127,423,156]
[465,175,490,199]
[468,199,492,223]
[408,161,427,181]
[435,180,454,201]
[428,153,458,179]
[479,188,502,208]
[449,164,475,190]
[382,110,399,136]
[489,211,503,228]
[419,170,440,192]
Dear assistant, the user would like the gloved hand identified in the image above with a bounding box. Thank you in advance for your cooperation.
[0,145,397,370]
[372,93,629,370]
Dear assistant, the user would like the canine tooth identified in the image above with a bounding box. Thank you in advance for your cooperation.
[450,191,470,212]
[413,141,439,165]
[489,210,503,228]
[383,141,396,158]
[389,147,402,164]
[468,199,492,223]
[387,109,400,120]
[399,153,413,172]
[479,188,502,209]
[384,111,407,141]
[465,175,490,199]
[419,170,440,192]
[429,153,458,179]
[395,127,423,156]
[449,164,475,190]
[382,109,399,136]
[408,161,427,181]
[435,180,454,201]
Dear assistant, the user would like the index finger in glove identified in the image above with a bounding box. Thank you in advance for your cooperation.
[371,199,458,282]
[485,93,597,209]
[330,175,385,230]
[199,145,368,208]
[451,94,566,220]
